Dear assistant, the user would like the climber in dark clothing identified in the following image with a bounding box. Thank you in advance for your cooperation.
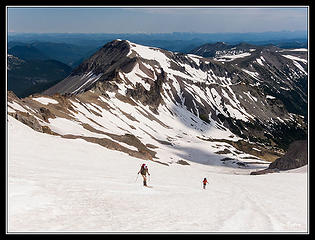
[138,163,150,186]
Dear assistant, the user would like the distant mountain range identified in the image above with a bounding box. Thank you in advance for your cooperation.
[8,31,307,44]
[8,31,307,56]
[8,54,72,98]
[7,41,101,98]
[8,42,99,67]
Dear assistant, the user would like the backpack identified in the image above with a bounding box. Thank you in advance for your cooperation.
[140,165,148,175]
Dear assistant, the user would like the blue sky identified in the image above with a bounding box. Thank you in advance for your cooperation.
[7,7,308,34]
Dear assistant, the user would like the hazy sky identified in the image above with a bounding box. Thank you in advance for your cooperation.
[7,7,308,34]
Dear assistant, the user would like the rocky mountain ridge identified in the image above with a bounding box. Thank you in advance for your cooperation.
[45,40,307,148]
[8,39,308,169]
[189,42,258,58]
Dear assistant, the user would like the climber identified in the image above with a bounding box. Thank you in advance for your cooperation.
[202,177,209,189]
[138,163,150,186]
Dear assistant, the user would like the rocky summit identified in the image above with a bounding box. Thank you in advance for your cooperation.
[8,39,308,168]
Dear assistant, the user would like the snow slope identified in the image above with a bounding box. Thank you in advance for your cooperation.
[7,115,308,233]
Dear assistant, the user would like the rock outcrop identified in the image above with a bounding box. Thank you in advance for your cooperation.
[250,139,308,175]
[268,140,308,170]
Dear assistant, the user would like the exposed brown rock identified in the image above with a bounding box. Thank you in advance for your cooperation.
[176,160,190,165]
[9,111,43,132]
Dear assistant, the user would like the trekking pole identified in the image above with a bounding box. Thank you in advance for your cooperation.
[135,173,139,182]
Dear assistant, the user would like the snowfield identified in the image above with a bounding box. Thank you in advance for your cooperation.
[7,115,308,233]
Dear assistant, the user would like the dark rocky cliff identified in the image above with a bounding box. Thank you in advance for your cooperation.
[268,140,308,170]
